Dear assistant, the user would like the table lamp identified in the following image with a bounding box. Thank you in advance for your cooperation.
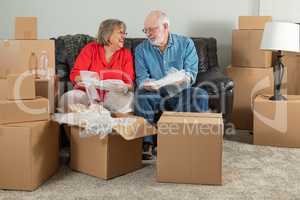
[260,21,300,100]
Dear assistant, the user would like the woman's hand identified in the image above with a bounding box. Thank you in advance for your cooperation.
[74,75,86,88]
[109,83,130,94]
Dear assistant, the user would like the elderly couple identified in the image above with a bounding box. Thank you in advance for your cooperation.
[61,10,209,158]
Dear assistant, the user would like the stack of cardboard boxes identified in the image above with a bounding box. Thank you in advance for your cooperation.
[225,16,276,130]
[253,52,300,148]
[0,17,59,191]
[227,16,300,131]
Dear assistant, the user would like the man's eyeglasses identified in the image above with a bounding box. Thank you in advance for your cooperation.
[142,26,159,34]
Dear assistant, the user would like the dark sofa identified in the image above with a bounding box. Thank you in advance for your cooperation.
[52,34,234,123]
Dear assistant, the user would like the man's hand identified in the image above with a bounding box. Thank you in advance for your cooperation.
[175,75,191,86]
[143,81,159,91]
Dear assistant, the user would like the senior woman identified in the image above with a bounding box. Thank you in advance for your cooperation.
[59,19,135,113]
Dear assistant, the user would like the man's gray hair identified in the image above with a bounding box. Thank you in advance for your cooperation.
[158,12,170,27]
[97,19,126,45]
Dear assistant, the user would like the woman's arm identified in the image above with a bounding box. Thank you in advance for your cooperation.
[69,43,93,86]
[121,49,135,90]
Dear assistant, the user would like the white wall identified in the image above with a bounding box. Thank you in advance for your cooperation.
[0,0,259,68]
[260,0,300,22]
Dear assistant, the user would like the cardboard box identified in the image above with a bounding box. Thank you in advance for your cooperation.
[35,76,60,113]
[70,116,156,180]
[0,120,59,191]
[0,97,49,124]
[7,74,35,100]
[0,78,8,100]
[0,74,35,100]
[157,112,223,185]
[0,40,55,77]
[225,66,277,130]
[254,95,300,148]
[232,30,273,68]
[239,16,272,30]
[282,52,300,95]
[15,17,37,40]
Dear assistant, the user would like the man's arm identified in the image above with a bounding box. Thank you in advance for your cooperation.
[183,38,199,85]
[134,46,152,89]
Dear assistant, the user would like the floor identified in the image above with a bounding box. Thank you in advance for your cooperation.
[1,131,300,200]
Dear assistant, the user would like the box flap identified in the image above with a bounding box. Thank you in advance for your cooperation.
[112,116,156,140]
[161,111,222,118]
[158,112,223,125]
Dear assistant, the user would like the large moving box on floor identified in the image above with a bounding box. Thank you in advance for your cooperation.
[0,121,59,191]
[157,112,223,185]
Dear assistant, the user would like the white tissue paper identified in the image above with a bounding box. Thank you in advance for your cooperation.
[145,68,190,97]
[79,71,133,113]
[104,91,134,113]
[52,103,136,138]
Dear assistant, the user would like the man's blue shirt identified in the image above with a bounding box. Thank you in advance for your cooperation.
[134,33,199,87]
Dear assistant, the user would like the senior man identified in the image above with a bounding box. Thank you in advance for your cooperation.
[134,10,209,159]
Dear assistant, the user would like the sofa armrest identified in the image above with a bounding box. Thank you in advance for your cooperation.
[194,68,234,95]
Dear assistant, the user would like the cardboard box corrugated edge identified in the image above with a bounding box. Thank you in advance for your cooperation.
[157,111,223,185]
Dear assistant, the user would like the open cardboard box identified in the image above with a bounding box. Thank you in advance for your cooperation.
[70,116,156,179]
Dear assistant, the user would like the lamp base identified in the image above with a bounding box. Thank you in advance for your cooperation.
[269,94,287,101]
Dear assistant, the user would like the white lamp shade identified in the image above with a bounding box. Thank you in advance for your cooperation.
[260,22,300,52]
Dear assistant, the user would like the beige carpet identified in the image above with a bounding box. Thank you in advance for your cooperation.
[1,131,300,200]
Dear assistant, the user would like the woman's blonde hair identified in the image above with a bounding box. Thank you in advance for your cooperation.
[96,19,126,45]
